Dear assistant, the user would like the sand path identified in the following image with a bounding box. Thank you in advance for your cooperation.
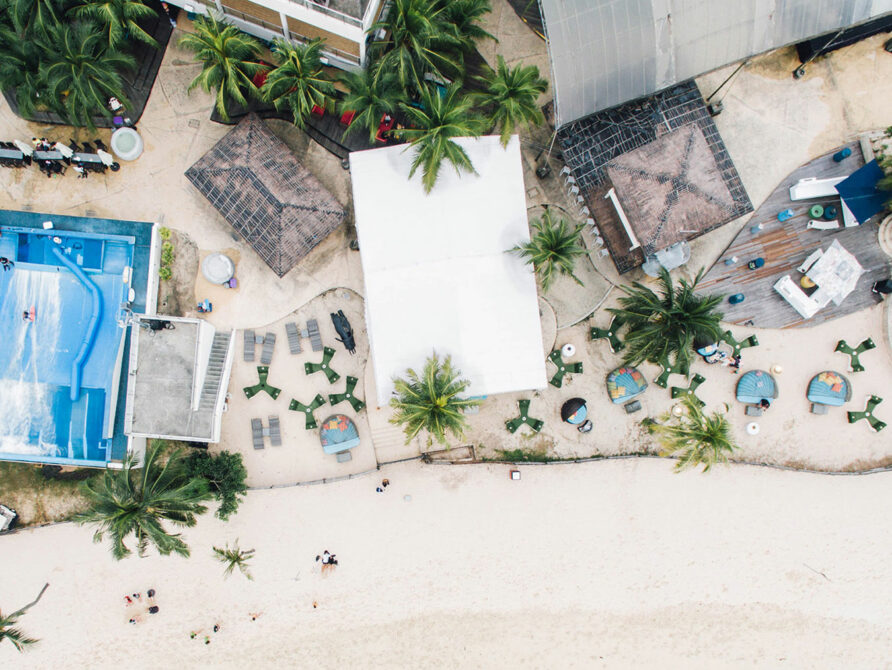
[1,459,891,667]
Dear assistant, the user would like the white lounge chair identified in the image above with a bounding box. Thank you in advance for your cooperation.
[807,219,840,230]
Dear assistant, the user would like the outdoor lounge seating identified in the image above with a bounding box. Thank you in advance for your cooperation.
[328,376,366,412]
[251,418,264,450]
[320,414,361,454]
[243,329,255,361]
[340,110,356,127]
[606,366,647,404]
[306,319,323,352]
[736,370,778,406]
[590,315,625,352]
[305,346,341,384]
[285,322,302,354]
[336,451,352,462]
[547,349,583,388]
[807,371,851,408]
[260,332,276,365]
[847,395,886,432]
[505,399,544,434]
[671,373,706,407]
[289,393,327,430]
[719,330,759,355]
[243,366,282,400]
[268,415,282,446]
[835,338,875,372]
[653,354,688,388]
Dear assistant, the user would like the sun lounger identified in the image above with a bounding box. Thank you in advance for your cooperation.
[807,219,839,230]
[306,319,323,352]
[285,322,302,354]
[336,450,352,463]
[268,415,282,446]
[251,418,264,450]
[788,176,845,200]
[260,332,276,365]
[797,249,823,274]
[810,403,829,415]
[243,329,255,362]
[745,405,763,417]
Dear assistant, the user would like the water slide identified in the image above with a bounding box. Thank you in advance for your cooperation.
[50,243,103,402]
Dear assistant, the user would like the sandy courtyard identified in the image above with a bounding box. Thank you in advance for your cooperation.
[2,460,891,668]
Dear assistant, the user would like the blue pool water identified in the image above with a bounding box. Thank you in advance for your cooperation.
[0,211,152,467]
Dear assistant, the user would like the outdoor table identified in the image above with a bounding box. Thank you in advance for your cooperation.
[73,152,103,164]
[33,150,64,160]
[0,148,24,160]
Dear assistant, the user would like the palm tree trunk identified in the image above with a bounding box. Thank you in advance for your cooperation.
[10,584,49,619]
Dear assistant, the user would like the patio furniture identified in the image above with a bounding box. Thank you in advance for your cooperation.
[624,399,642,414]
[590,315,625,352]
[260,331,276,365]
[340,110,356,126]
[320,414,361,454]
[547,349,582,388]
[810,403,828,415]
[653,354,687,388]
[285,322,302,354]
[805,240,863,307]
[809,204,824,219]
[311,104,325,118]
[847,395,886,432]
[505,399,544,434]
[745,405,763,417]
[735,370,778,405]
[330,310,356,354]
[835,338,876,372]
[606,366,647,404]
[773,275,820,319]
[807,371,851,407]
[268,415,282,446]
[243,329,256,362]
[561,398,587,425]
[671,373,706,407]
[720,330,759,355]
[328,376,366,412]
[797,249,823,274]
[305,346,341,384]
[243,366,281,400]
[289,393,327,430]
[306,318,323,352]
[251,418,264,450]
[336,451,352,463]
[807,219,839,230]
[788,176,846,200]
[375,114,395,142]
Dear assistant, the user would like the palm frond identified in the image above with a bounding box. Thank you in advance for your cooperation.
[649,395,737,472]
[510,208,587,292]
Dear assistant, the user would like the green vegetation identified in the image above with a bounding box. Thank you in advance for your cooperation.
[647,394,738,472]
[179,12,262,121]
[212,540,255,580]
[159,236,174,281]
[474,55,547,146]
[0,583,49,652]
[390,352,480,445]
[0,462,95,526]
[0,0,156,127]
[158,226,171,240]
[510,208,588,292]
[185,450,248,520]
[261,38,334,128]
[609,268,724,374]
[339,66,405,142]
[491,448,558,462]
[76,442,212,560]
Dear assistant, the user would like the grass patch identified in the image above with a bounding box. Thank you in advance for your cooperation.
[0,462,97,527]
[487,448,562,463]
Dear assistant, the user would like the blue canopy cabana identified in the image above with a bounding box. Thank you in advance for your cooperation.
[836,160,887,224]
[807,371,851,407]
[606,366,648,404]
[319,414,360,454]
[735,370,778,405]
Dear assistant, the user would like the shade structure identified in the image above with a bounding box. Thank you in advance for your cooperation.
[319,414,360,454]
[201,253,235,284]
[606,366,648,404]
[736,370,778,404]
[185,114,345,278]
[835,160,886,224]
[110,128,143,160]
[806,240,863,307]
[807,371,851,407]
[350,135,547,406]
[561,397,588,424]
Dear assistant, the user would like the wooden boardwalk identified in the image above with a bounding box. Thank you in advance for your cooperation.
[699,143,890,329]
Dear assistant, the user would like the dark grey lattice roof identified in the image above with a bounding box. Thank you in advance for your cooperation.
[186,114,345,278]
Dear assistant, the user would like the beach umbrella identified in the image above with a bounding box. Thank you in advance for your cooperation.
[606,366,648,404]
[561,397,587,424]
[735,369,778,405]
[201,253,235,284]
[807,371,851,407]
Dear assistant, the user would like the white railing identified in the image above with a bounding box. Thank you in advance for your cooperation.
[286,0,362,28]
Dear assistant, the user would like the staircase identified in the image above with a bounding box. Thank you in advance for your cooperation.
[199,332,231,410]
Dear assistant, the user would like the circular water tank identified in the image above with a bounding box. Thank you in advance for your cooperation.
[201,253,235,284]
[110,128,144,161]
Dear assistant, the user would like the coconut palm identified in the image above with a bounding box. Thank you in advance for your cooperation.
[648,394,737,472]
[338,65,404,142]
[260,38,334,128]
[390,352,480,445]
[69,0,159,48]
[369,0,461,93]
[439,0,496,50]
[212,540,255,580]
[179,12,262,121]
[0,583,48,652]
[510,208,587,292]
[0,26,45,117]
[474,55,547,146]
[76,442,211,560]
[399,83,484,193]
[40,23,135,129]
[4,0,61,37]
[609,268,724,374]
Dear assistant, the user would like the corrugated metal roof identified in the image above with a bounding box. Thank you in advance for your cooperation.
[541,0,892,126]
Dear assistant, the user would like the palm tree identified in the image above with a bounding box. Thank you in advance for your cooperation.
[399,83,484,193]
[76,442,211,560]
[439,0,496,51]
[212,540,255,580]
[338,65,404,142]
[390,352,480,445]
[609,268,723,374]
[69,0,159,49]
[0,583,48,652]
[510,208,588,292]
[648,394,737,472]
[5,0,61,37]
[260,38,334,128]
[179,12,262,122]
[474,55,548,146]
[0,25,45,117]
[369,0,461,94]
[40,23,135,129]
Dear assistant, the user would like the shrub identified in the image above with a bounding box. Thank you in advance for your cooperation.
[160,242,174,267]
[158,267,172,281]
[158,226,172,240]
[185,451,248,520]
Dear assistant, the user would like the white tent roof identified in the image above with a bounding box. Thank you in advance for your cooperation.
[350,136,547,407]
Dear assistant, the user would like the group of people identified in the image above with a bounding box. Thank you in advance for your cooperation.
[125,588,159,624]
[0,136,119,176]
[316,550,338,571]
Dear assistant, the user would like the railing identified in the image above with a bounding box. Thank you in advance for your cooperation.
[220,5,283,34]
[288,31,361,64]
[286,0,362,29]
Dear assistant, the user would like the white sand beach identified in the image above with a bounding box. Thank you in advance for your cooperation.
[2,459,891,668]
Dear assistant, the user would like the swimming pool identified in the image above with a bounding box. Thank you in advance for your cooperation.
[0,211,153,466]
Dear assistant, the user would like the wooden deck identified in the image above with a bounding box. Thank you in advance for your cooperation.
[699,142,890,328]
